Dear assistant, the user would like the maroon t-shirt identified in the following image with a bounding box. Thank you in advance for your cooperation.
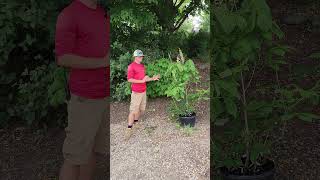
[127,61,146,93]
[55,0,110,99]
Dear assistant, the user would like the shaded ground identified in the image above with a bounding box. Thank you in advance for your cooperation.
[0,128,108,180]
[270,120,320,180]
[110,61,210,180]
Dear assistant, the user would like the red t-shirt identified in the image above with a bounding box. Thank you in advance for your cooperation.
[127,61,147,93]
[55,0,110,99]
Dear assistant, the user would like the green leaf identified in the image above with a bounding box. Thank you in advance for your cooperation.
[219,51,228,63]
[235,14,247,30]
[270,47,286,56]
[261,31,272,41]
[309,52,320,59]
[271,21,284,39]
[231,37,253,60]
[214,6,236,34]
[250,143,268,162]
[225,98,238,118]
[297,113,320,122]
[213,82,221,96]
[253,0,272,32]
[216,80,239,97]
[212,98,224,118]
[219,69,233,78]
[280,113,295,121]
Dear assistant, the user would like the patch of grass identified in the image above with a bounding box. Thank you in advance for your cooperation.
[144,126,157,136]
[175,122,196,136]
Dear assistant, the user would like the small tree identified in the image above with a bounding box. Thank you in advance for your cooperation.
[165,49,209,119]
[212,0,320,175]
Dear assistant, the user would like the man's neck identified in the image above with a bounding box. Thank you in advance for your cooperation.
[79,0,97,9]
[134,60,140,64]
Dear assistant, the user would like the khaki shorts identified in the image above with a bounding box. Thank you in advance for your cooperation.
[129,91,147,113]
[62,94,109,165]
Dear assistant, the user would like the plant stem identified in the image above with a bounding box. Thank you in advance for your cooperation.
[244,61,256,93]
[241,71,250,169]
[185,83,188,106]
[275,70,287,137]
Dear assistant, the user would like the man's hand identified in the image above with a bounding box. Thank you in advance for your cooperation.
[152,74,160,81]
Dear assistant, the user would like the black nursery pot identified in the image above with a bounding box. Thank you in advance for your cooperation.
[220,159,275,180]
[179,112,196,127]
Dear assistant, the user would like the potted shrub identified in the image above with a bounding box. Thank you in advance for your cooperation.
[212,0,283,179]
[212,1,320,179]
[165,49,209,127]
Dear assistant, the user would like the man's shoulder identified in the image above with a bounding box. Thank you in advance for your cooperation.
[58,2,78,18]
[128,62,135,68]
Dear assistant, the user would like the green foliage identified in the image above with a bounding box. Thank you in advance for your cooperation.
[211,0,320,173]
[0,0,209,129]
[184,31,210,60]
[112,55,208,103]
[8,63,67,127]
[48,66,68,107]
[0,0,70,128]
[146,58,173,97]
[156,50,209,117]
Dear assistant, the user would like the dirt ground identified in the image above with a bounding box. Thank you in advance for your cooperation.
[0,127,108,180]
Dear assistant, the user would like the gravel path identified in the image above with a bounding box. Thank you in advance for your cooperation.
[110,99,210,180]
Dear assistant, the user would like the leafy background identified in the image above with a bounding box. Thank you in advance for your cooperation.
[0,0,209,129]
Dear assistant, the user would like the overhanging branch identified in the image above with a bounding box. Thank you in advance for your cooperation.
[176,0,186,9]
[172,2,197,31]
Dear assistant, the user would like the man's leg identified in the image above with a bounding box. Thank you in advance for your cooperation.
[134,110,145,124]
[128,111,136,127]
[59,161,79,180]
[125,110,136,140]
[79,152,96,180]
[134,110,140,122]
[61,94,104,180]
[126,92,142,140]
[79,97,107,180]
[135,91,146,124]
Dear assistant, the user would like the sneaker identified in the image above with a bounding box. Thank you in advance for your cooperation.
[124,128,133,141]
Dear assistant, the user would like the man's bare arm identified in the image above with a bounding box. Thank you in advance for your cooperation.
[57,54,109,69]
[128,76,153,83]
[128,78,145,83]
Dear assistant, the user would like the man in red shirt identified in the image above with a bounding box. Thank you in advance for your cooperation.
[126,50,160,140]
[55,0,109,179]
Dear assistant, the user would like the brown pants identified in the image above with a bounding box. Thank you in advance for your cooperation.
[129,91,147,113]
[62,94,109,165]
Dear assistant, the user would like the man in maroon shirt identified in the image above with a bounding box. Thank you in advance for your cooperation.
[55,0,109,179]
[125,50,160,140]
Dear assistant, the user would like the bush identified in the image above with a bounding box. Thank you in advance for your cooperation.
[7,63,67,128]
[0,0,70,128]
[111,57,204,103]
[184,31,210,61]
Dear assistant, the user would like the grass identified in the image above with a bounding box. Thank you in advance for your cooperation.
[175,122,196,136]
[144,125,157,136]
